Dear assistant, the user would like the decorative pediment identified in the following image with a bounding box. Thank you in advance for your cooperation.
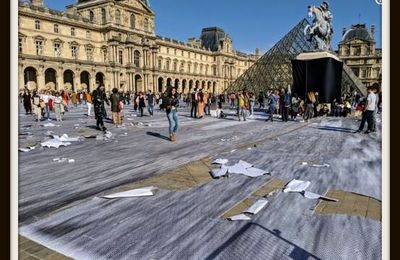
[34,35,45,41]
[117,0,154,15]
[69,41,80,46]
[18,32,27,38]
[52,37,64,44]
[85,43,94,49]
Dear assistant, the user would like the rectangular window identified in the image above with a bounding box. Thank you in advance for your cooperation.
[71,46,77,59]
[103,50,107,62]
[54,24,59,33]
[71,28,76,36]
[87,48,93,61]
[213,67,217,76]
[35,40,43,55]
[174,49,177,55]
[158,59,162,69]
[19,38,23,53]
[54,43,61,57]
[35,20,40,30]
[119,50,123,64]
[167,48,169,54]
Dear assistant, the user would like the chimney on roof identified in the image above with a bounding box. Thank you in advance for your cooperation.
[31,0,44,6]
[342,27,347,36]
[255,48,260,56]
[371,24,375,39]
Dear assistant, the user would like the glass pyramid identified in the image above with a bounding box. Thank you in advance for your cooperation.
[228,19,367,96]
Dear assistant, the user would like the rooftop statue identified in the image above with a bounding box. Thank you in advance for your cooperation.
[304,1,333,51]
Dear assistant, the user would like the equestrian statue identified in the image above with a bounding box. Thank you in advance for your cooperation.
[304,1,334,51]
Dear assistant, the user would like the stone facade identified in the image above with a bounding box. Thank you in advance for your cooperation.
[338,24,382,88]
[18,0,260,93]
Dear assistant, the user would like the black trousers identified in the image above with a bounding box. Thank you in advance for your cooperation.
[358,110,374,131]
[139,107,144,117]
[281,106,289,122]
[191,102,198,118]
[96,116,104,128]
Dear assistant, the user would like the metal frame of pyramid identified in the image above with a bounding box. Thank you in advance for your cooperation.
[227,19,367,96]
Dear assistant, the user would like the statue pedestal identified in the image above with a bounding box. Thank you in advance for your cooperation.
[291,51,343,103]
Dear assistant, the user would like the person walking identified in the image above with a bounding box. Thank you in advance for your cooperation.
[22,90,32,115]
[40,90,51,120]
[133,91,139,112]
[71,91,78,107]
[248,92,255,117]
[258,92,265,109]
[266,91,277,122]
[356,86,377,134]
[147,90,155,116]
[53,92,64,122]
[86,91,93,116]
[190,88,198,118]
[165,87,180,142]
[93,84,109,131]
[110,88,123,128]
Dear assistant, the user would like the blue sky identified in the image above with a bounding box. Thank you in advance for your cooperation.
[43,0,382,54]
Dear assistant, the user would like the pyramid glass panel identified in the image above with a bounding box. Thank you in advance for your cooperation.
[227,19,367,96]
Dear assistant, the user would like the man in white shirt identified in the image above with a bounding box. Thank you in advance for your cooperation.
[40,91,51,120]
[356,86,377,134]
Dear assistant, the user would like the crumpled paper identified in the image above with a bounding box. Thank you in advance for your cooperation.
[101,186,158,199]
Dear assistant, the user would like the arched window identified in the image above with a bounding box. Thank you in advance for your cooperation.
[144,18,149,32]
[101,9,106,25]
[89,11,94,22]
[130,14,135,29]
[115,10,121,25]
[134,51,140,67]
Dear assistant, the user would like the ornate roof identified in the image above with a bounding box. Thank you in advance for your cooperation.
[199,27,227,52]
[341,24,374,43]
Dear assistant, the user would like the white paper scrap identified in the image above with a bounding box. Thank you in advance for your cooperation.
[301,162,309,166]
[238,160,253,169]
[303,191,338,202]
[244,199,268,215]
[213,159,229,165]
[243,167,269,178]
[41,139,72,148]
[101,187,158,199]
[210,167,228,178]
[18,147,35,152]
[311,163,330,168]
[283,179,311,193]
[43,123,57,127]
[228,214,251,221]
[227,164,248,175]
[68,159,75,163]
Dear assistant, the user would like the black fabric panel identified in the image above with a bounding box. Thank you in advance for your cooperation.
[291,58,343,103]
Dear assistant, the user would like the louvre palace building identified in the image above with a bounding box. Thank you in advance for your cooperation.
[18,0,261,94]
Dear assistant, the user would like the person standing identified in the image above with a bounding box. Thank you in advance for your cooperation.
[86,91,93,116]
[53,92,63,122]
[71,91,78,107]
[93,84,109,131]
[266,91,277,122]
[198,89,205,119]
[147,90,155,116]
[32,91,42,122]
[110,88,123,128]
[303,92,316,122]
[62,90,69,113]
[237,90,248,122]
[248,92,255,117]
[133,91,139,112]
[190,88,198,118]
[165,87,180,142]
[137,92,146,117]
[280,88,291,122]
[23,90,32,114]
[258,92,265,109]
[40,90,51,120]
[356,86,377,134]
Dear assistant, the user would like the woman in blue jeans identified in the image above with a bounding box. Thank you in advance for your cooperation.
[166,87,179,142]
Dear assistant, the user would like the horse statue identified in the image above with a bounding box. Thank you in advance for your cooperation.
[304,4,333,51]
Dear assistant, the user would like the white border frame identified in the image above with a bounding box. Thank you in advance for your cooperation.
[10,0,389,259]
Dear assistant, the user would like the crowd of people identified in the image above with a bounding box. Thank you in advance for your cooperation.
[19,82,382,144]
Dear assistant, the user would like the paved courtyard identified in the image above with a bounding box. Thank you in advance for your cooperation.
[18,103,382,259]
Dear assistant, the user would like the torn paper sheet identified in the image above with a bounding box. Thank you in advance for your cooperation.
[303,191,338,202]
[41,139,72,148]
[238,160,253,169]
[228,214,251,221]
[101,187,158,199]
[210,166,228,178]
[244,199,268,215]
[18,146,36,152]
[243,167,269,178]
[43,123,60,127]
[283,179,311,193]
[213,159,229,165]
[311,163,330,168]
[227,164,248,175]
